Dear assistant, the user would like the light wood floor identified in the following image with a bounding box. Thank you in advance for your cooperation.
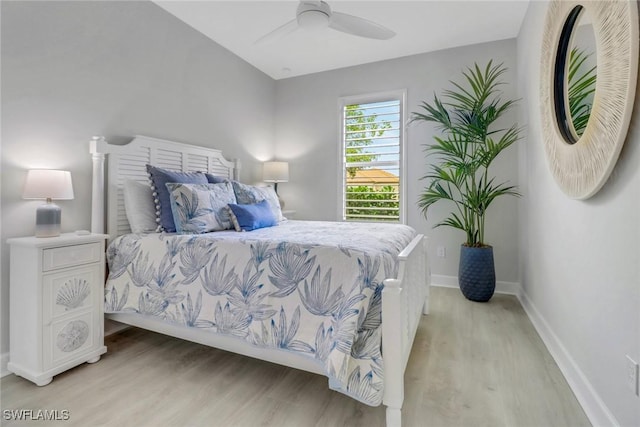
[1,287,590,427]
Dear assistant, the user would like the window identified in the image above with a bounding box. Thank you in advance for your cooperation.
[339,91,406,223]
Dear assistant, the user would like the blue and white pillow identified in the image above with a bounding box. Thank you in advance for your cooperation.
[226,200,277,232]
[166,182,237,234]
[204,173,228,184]
[146,165,207,232]
[231,181,283,222]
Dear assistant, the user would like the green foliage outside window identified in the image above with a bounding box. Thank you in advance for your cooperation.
[344,102,401,221]
[345,185,399,221]
[345,104,391,178]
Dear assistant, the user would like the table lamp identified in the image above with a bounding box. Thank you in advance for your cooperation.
[263,161,289,208]
[23,170,74,237]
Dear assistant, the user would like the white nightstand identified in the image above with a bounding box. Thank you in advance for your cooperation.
[7,232,108,386]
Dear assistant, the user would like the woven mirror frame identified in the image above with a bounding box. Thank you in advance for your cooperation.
[539,0,639,199]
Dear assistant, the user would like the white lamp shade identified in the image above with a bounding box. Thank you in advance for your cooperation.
[263,161,289,183]
[23,170,74,200]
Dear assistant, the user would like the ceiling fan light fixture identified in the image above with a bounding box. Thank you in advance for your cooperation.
[297,10,330,30]
[256,0,395,44]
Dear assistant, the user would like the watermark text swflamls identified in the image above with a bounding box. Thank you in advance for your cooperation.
[3,409,70,421]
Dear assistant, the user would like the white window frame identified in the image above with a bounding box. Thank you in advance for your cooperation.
[337,89,407,224]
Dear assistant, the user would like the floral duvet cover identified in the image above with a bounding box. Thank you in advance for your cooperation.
[105,220,416,405]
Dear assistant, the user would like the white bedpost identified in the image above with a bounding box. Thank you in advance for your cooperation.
[382,277,404,427]
[233,159,241,181]
[381,234,429,427]
[90,136,106,234]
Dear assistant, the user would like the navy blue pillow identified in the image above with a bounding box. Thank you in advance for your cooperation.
[204,173,227,184]
[226,200,277,231]
[146,165,207,232]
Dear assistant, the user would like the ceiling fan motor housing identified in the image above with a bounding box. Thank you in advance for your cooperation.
[297,1,331,29]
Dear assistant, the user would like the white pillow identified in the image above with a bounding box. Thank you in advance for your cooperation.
[123,180,157,233]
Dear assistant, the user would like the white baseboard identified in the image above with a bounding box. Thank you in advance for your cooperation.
[518,290,618,427]
[431,274,521,296]
[1,352,9,378]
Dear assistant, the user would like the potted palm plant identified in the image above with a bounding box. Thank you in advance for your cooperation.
[411,61,522,302]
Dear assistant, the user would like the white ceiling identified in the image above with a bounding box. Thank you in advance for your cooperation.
[154,1,530,80]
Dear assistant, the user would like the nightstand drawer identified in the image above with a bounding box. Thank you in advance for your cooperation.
[42,243,102,271]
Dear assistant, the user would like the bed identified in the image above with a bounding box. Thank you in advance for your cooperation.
[90,135,429,426]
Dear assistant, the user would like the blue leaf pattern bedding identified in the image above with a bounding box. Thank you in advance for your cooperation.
[104,220,416,406]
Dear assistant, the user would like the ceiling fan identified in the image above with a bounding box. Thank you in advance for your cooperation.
[256,1,396,44]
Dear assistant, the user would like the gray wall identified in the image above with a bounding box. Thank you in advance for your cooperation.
[274,39,520,285]
[517,2,640,426]
[0,1,276,355]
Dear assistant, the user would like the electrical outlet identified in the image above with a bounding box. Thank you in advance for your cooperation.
[626,355,639,396]
[437,246,446,258]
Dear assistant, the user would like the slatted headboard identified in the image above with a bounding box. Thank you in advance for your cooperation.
[90,135,239,240]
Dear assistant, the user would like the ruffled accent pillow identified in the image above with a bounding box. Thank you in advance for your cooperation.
[166,182,237,234]
[146,165,207,232]
[231,181,283,222]
[226,200,277,232]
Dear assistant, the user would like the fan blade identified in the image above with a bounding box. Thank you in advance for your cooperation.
[255,19,299,45]
[329,11,395,40]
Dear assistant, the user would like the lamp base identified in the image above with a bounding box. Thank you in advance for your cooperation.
[35,202,61,238]
[273,183,285,209]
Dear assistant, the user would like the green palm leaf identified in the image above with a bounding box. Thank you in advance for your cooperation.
[567,48,596,137]
[411,61,521,246]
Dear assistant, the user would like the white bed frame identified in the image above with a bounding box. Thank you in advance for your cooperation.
[90,135,430,427]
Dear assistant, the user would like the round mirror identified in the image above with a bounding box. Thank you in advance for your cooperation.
[540,0,638,199]
[553,5,597,144]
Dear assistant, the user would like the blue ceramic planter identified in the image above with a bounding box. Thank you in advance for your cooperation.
[459,245,496,302]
